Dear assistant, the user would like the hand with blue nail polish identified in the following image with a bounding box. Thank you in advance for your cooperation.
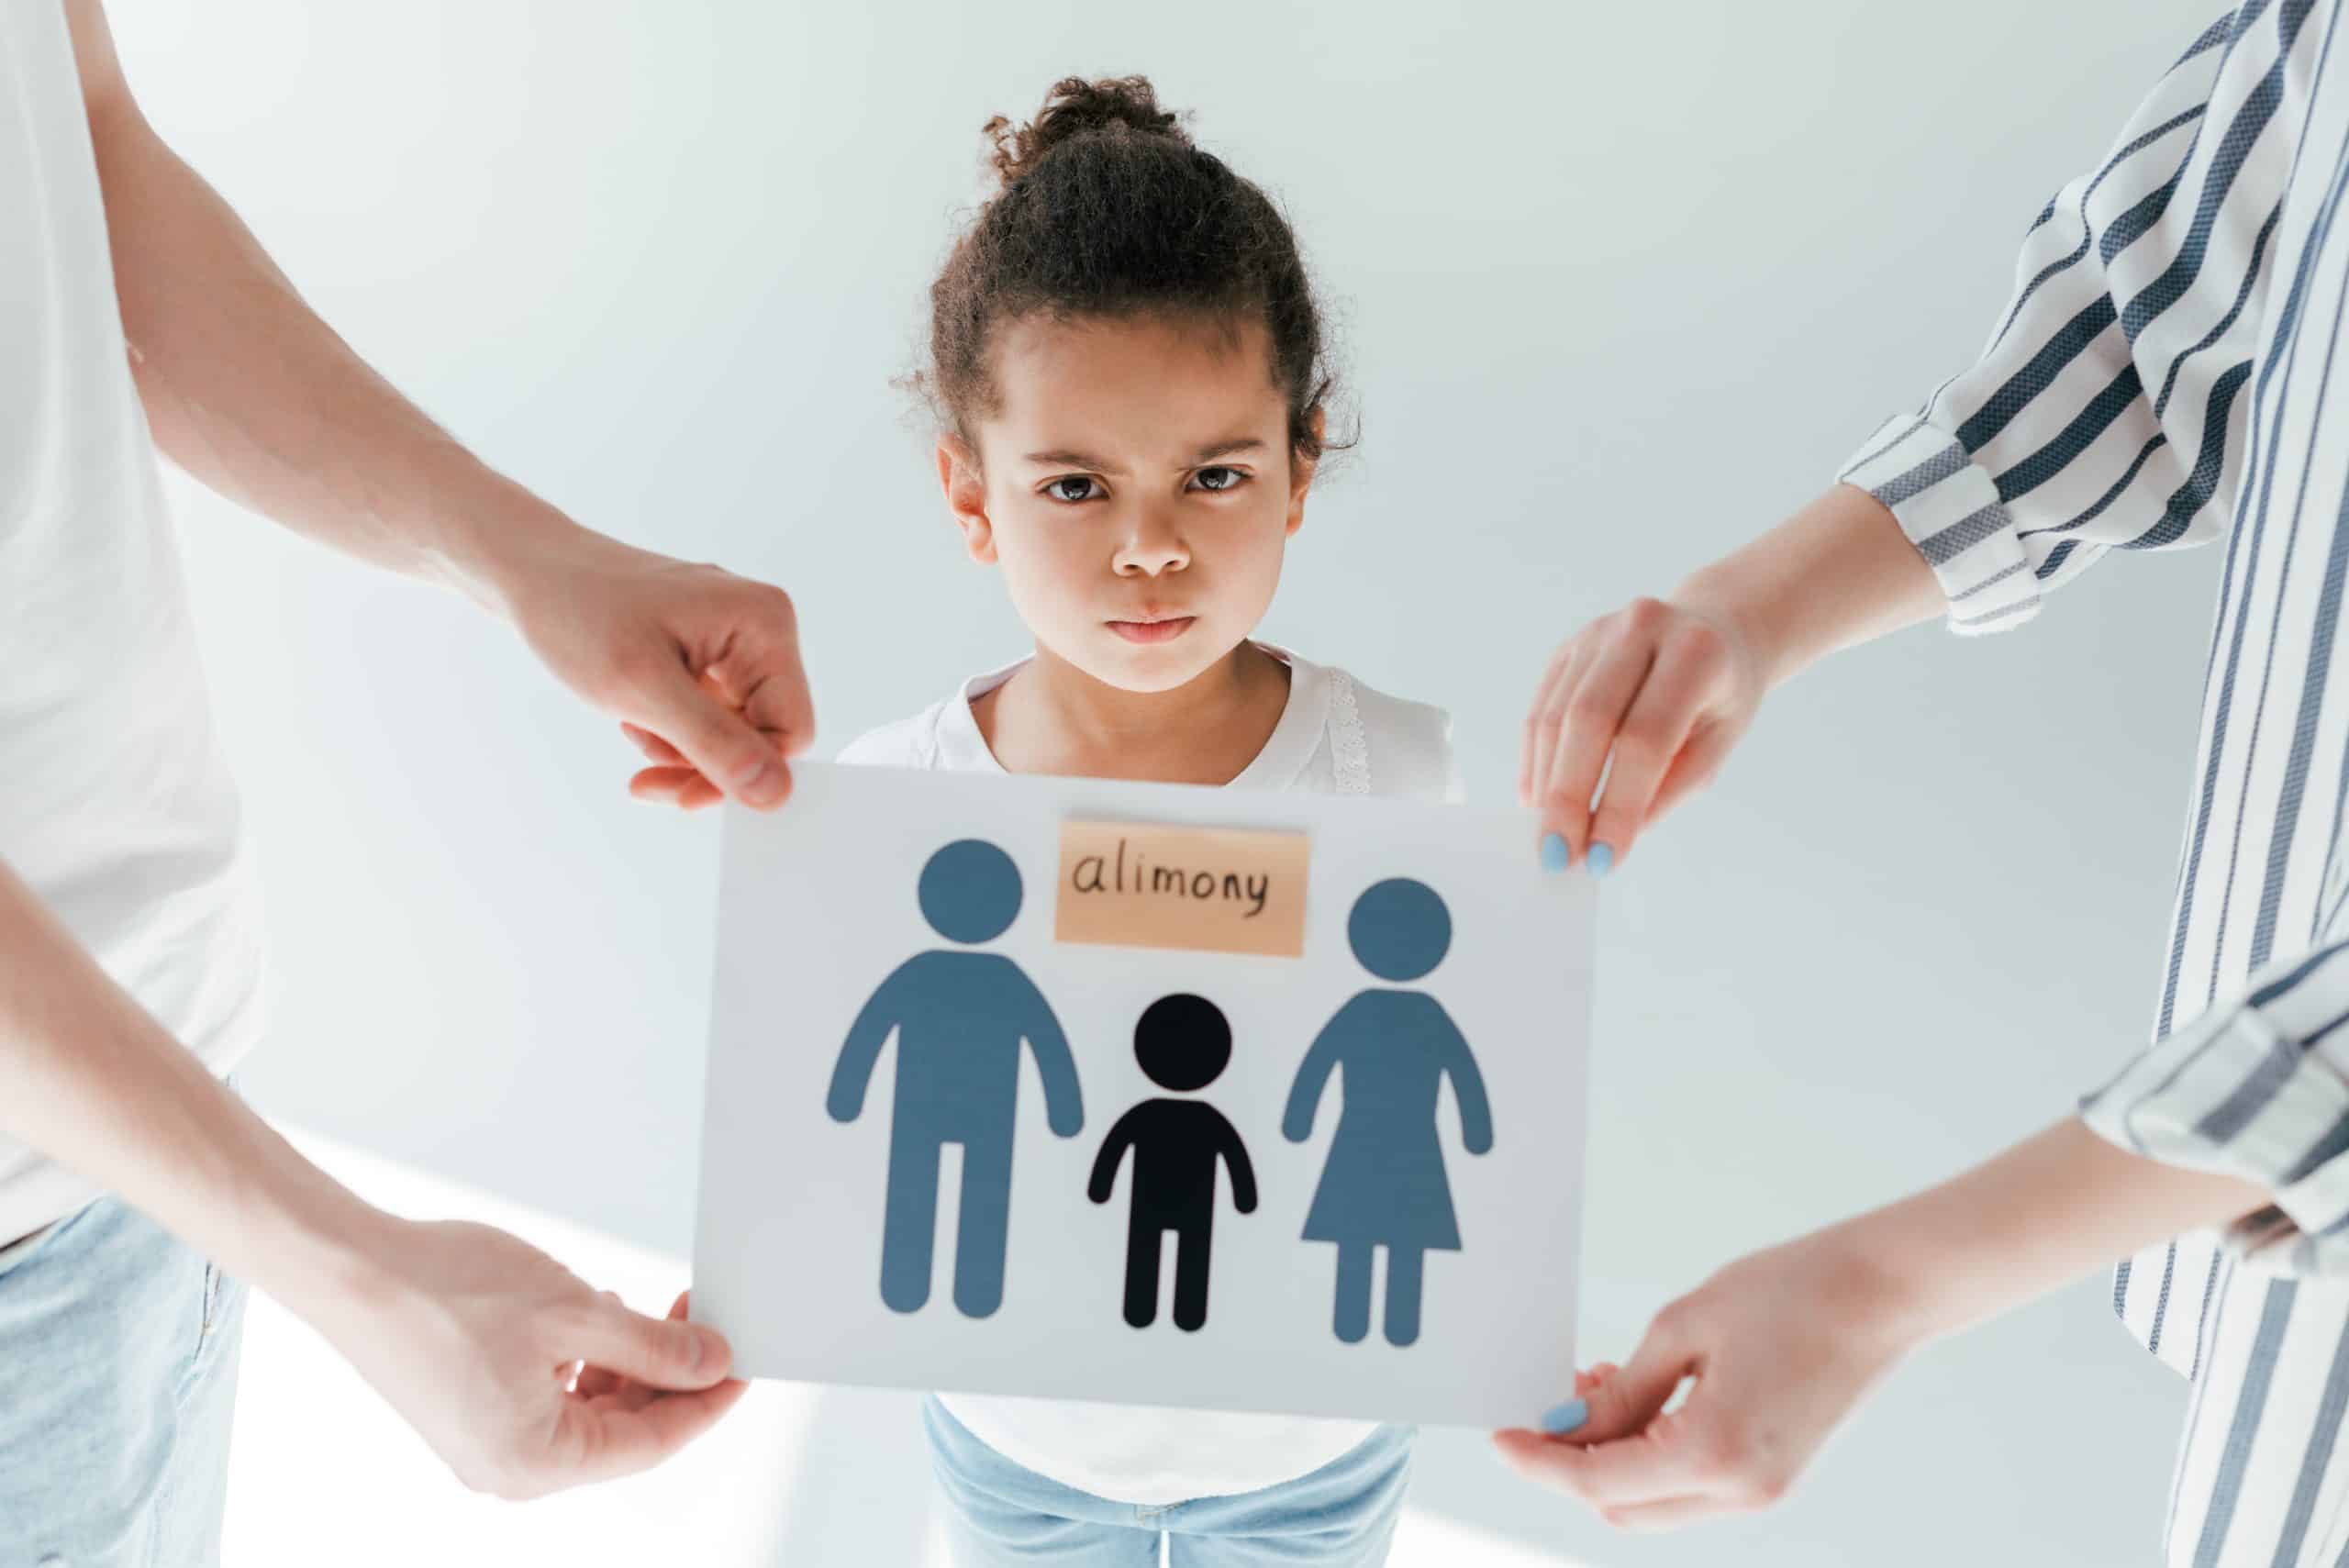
[1518,595,1765,874]
[1489,1231,1912,1530]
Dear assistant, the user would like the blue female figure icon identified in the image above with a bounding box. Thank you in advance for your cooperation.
[1282,877,1492,1348]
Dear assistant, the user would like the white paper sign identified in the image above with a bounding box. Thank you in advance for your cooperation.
[690,762,1594,1428]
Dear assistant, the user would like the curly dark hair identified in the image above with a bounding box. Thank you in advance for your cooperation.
[917,75,1341,469]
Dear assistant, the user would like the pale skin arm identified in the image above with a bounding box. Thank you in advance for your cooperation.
[1503,484,2269,1526]
[1492,1121,2265,1529]
[10,1,821,1496]
[0,857,747,1498]
[66,0,813,810]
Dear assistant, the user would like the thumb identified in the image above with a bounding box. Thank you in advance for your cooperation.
[633,662,790,809]
[575,1296,733,1392]
[1558,1319,1694,1444]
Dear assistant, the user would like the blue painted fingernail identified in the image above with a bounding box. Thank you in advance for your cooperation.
[1586,843,1615,879]
[1540,1398,1588,1435]
[1540,832,1570,872]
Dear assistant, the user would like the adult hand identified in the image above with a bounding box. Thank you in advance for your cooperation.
[1520,595,1765,873]
[1489,1226,1915,1530]
[312,1215,747,1500]
[500,528,815,812]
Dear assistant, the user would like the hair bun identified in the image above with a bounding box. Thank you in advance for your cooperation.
[984,76,1189,190]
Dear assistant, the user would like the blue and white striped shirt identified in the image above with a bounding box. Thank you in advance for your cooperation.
[1841,0,2349,1378]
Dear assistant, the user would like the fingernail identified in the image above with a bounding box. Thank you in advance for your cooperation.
[1586,842,1614,879]
[734,759,774,792]
[1541,1398,1588,1435]
[1540,832,1571,873]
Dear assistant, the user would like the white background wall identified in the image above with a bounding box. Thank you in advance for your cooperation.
[117,1,2228,1562]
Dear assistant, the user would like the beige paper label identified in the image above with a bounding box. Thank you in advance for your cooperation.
[1054,819,1309,959]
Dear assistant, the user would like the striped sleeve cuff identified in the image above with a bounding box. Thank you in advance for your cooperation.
[1838,416,2040,637]
[2081,944,2349,1280]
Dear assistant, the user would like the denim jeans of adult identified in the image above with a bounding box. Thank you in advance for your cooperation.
[0,1187,249,1568]
[923,1396,1415,1567]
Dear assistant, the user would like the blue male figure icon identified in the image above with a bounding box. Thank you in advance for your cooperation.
[1283,877,1492,1348]
[827,839,1084,1318]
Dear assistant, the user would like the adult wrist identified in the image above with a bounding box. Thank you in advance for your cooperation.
[1674,484,1943,695]
[232,1129,406,1329]
[422,462,607,624]
[1670,564,1791,695]
[1810,1209,1957,1362]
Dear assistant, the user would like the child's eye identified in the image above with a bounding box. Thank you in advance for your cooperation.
[1190,466,1248,493]
[1043,476,1103,504]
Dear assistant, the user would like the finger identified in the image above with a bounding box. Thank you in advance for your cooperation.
[1526,644,1594,824]
[577,1288,681,1398]
[585,1291,698,1405]
[573,1296,733,1392]
[552,1376,751,1487]
[630,661,794,811]
[628,770,725,809]
[1603,1494,1733,1532]
[1574,1362,1622,1396]
[1496,1396,1731,1511]
[1573,1319,1695,1444]
[699,606,818,763]
[1646,722,1740,828]
[1584,651,1712,869]
[585,1379,663,1416]
[1540,641,1655,860]
[629,765,726,810]
[1490,1425,1709,1508]
[1519,640,1580,809]
[619,722,687,766]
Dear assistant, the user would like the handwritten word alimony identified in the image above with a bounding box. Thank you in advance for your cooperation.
[1054,820,1310,959]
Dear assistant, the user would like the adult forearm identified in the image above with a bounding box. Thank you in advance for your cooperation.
[1494,1121,2272,1515]
[0,857,384,1318]
[84,97,573,618]
[1853,1118,2268,1351]
[1675,483,1947,694]
[2,852,748,1494]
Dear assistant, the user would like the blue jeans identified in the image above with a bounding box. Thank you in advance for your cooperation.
[0,1193,249,1568]
[923,1397,1414,1567]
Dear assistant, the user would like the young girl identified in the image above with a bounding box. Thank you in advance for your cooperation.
[836,75,1454,1568]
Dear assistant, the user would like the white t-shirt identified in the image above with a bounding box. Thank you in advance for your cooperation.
[838,645,1460,1505]
[0,6,270,1243]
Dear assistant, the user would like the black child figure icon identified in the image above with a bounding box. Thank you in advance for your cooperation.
[1088,994,1258,1332]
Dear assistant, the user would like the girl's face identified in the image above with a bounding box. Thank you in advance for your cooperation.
[940,312,1313,695]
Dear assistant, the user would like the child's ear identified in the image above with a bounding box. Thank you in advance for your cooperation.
[1284,410,1325,539]
[938,435,996,564]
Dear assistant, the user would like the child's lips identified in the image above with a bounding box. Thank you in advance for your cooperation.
[1107,615,1197,645]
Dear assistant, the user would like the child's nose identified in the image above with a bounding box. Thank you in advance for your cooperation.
[1114,509,1191,576]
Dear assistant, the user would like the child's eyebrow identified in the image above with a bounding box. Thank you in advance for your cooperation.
[1020,438,1267,473]
[1024,449,1125,473]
